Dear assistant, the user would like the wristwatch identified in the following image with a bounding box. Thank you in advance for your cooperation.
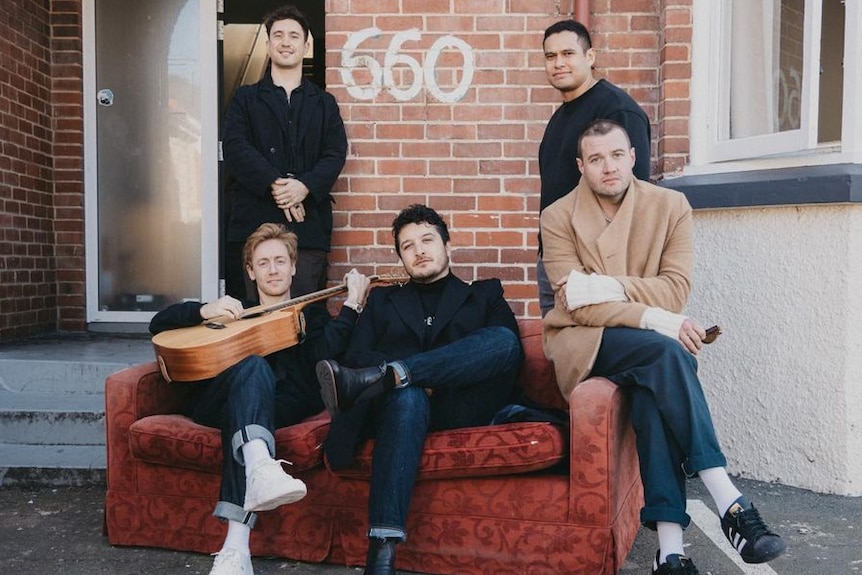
[344,300,363,314]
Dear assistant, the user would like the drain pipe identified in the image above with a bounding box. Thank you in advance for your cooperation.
[573,0,590,27]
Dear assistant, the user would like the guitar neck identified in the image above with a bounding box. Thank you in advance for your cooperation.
[239,275,382,318]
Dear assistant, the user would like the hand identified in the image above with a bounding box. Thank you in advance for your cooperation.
[678,317,707,355]
[200,295,244,321]
[271,177,310,222]
[344,268,371,309]
[283,204,305,223]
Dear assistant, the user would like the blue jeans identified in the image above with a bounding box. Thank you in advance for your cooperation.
[191,355,320,526]
[365,326,523,540]
[590,327,727,529]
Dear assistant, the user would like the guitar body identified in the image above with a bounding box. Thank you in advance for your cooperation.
[152,308,304,382]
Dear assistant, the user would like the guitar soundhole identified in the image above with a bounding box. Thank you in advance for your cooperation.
[205,321,227,329]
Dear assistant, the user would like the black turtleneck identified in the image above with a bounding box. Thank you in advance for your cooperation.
[413,272,454,338]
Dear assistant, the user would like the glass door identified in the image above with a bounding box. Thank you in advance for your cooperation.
[84,0,218,323]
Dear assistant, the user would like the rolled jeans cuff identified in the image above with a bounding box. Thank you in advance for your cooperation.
[214,501,257,528]
[681,452,728,478]
[230,424,275,465]
[368,526,407,542]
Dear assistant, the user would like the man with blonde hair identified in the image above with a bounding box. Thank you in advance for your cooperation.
[150,222,369,575]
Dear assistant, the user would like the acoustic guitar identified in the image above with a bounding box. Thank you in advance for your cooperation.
[152,273,406,383]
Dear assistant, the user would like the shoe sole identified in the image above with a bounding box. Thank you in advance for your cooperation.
[316,360,341,416]
[243,479,307,513]
[740,541,787,564]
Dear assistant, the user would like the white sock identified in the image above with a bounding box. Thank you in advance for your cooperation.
[241,438,271,478]
[222,520,251,555]
[657,521,685,562]
[699,466,743,516]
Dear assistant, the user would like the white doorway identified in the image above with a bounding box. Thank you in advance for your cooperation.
[83,0,219,325]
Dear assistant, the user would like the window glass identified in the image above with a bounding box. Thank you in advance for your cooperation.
[725,0,804,140]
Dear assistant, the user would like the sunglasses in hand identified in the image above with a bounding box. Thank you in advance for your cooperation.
[703,325,722,344]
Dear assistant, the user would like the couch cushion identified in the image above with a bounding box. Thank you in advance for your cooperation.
[129,412,329,473]
[328,421,567,481]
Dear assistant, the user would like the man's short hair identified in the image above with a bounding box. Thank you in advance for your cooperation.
[243,223,298,270]
[577,119,632,158]
[263,4,310,39]
[392,204,450,255]
[543,19,592,52]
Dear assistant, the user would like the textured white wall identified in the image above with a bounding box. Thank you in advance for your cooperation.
[686,204,862,495]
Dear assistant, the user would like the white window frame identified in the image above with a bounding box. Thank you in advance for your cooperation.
[689,0,862,174]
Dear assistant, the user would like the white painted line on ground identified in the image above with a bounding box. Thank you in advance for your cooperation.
[687,499,779,575]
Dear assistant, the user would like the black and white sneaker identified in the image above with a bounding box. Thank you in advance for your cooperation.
[651,550,699,575]
[721,496,786,563]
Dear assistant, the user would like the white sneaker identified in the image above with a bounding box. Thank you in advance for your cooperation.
[243,458,307,512]
[209,548,253,575]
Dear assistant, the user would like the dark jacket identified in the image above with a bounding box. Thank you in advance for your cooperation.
[325,274,520,468]
[539,79,651,213]
[223,74,348,251]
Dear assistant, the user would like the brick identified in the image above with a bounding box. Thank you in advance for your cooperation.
[350,0,399,13]
[508,0,553,14]
[402,0,449,13]
[453,141,502,158]
[455,0,506,14]
[403,177,454,194]
[608,0,655,12]
[478,195,527,212]
[426,159,477,177]
[402,141,453,157]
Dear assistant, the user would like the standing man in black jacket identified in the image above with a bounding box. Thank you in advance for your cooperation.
[223,4,347,300]
[537,19,651,316]
[315,205,524,575]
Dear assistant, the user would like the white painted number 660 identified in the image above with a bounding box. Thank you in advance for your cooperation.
[340,27,475,103]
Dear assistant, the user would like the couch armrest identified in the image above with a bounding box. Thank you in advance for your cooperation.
[567,377,640,526]
[104,362,195,492]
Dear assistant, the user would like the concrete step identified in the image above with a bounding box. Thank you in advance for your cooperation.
[0,392,105,445]
[0,442,105,468]
[0,333,152,483]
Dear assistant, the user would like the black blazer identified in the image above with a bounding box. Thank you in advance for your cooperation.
[325,274,520,468]
[223,74,348,251]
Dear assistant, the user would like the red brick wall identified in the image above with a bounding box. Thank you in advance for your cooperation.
[0,0,695,340]
[0,0,58,340]
[50,0,85,332]
[324,0,690,317]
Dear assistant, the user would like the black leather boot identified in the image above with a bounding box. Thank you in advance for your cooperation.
[315,360,395,415]
[363,536,398,575]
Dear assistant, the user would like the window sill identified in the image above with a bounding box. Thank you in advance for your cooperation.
[661,163,862,210]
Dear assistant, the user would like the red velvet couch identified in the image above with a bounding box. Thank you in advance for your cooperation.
[104,319,643,574]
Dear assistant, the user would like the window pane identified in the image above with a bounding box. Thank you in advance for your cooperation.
[728,0,804,139]
[95,0,204,311]
[818,0,844,143]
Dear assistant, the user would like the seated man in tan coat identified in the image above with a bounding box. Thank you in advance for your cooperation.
[540,119,785,575]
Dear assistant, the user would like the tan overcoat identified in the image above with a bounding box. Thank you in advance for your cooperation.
[540,177,694,399]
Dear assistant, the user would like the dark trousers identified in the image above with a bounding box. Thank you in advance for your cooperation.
[190,355,320,525]
[365,326,523,539]
[589,327,727,529]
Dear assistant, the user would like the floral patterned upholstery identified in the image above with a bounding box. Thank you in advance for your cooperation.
[104,319,643,575]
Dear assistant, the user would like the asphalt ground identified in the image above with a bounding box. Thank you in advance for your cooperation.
[0,476,859,575]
